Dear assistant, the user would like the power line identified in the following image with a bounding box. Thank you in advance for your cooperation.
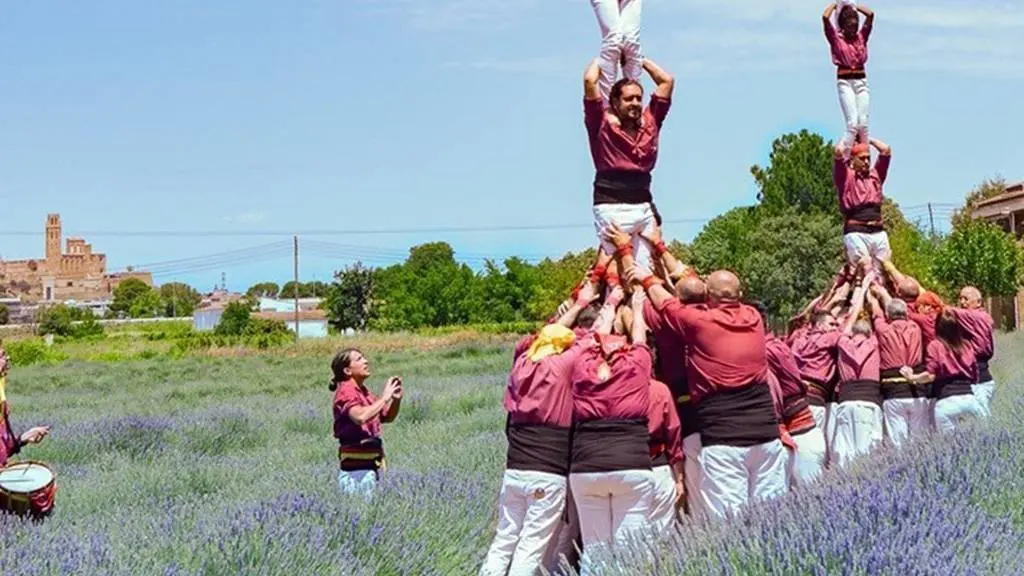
[0,216,711,238]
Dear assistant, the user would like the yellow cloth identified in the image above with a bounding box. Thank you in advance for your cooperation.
[526,324,576,362]
[0,376,6,405]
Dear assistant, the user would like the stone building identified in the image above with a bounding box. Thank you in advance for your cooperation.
[0,213,152,302]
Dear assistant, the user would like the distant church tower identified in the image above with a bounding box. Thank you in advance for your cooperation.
[45,213,62,264]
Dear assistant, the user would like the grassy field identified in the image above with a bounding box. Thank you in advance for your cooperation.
[0,330,1022,575]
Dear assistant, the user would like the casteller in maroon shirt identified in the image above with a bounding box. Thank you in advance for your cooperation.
[652,298,779,447]
[950,307,995,383]
[643,298,699,438]
[584,94,671,206]
[569,333,653,474]
[833,152,891,233]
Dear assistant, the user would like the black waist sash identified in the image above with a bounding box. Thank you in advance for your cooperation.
[506,422,571,477]
[880,366,929,399]
[837,379,883,407]
[651,451,669,467]
[695,384,779,448]
[977,358,993,383]
[571,419,650,474]
[931,378,974,401]
[593,170,653,205]
[671,378,701,438]
[781,396,810,421]
[843,204,884,234]
[804,377,835,406]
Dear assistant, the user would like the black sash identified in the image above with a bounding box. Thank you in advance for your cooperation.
[651,451,669,467]
[880,366,930,400]
[571,419,651,474]
[977,358,993,383]
[837,379,883,407]
[506,422,572,477]
[931,379,974,401]
[843,204,884,234]
[695,384,780,448]
[593,170,653,205]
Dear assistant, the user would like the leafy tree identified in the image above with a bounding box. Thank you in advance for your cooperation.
[883,198,946,296]
[159,282,202,317]
[323,262,376,331]
[370,242,478,330]
[742,208,844,319]
[688,206,759,276]
[214,301,253,336]
[527,248,597,320]
[471,257,541,323]
[951,176,1009,230]
[110,278,153,317]
[129,290,164,318]
[246,282,280,299]
[0,304,8,326]
[751,130,839,218]
[304,281,330,297]
[934,218,1022,297]
[36,303,103,339]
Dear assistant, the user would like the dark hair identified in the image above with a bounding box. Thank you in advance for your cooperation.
[935,309,966,354]
[609,78,642,108]
[574,301,603,330]
[839,5,859,28]
[328,347,361,391]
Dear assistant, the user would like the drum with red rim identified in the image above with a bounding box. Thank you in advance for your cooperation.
[0,460,56,518]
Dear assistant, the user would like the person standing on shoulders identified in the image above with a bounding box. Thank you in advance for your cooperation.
[833,136,892,279]
[583,55,674,287]
[822,1,875,150]
[330,348,402,497]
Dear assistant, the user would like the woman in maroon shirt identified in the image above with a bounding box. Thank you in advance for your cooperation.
[330,348,403,496]
[900,309,985,434]
[0,344,50,470]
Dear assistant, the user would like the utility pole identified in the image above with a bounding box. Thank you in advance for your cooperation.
[293,235,299,343]
[928,203,935,236]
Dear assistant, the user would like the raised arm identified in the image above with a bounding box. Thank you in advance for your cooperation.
[605,224,676,310]
[643,58,674,100]
[843,273,873,334]
[870,137,891,156]
[857,3,875,36]
[823,3,838,38]
[630,286,649,346]
[584,58,601,101]
[594,286,624,335]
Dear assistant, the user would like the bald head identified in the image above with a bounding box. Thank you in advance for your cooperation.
[897,277,920,301]
[706,270,741,303]
[675,276,707,304]
[959,286,983,309]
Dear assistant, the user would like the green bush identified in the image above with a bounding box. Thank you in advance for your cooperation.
[4,338,69,367]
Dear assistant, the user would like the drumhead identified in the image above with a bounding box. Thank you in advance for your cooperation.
[0,463,54,493]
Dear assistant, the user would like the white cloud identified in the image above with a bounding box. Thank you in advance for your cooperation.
[222,211,268,225]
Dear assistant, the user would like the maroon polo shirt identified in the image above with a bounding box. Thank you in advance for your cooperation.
[584,94,671,175]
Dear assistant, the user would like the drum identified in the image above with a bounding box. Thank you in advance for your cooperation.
[0,461,56,518]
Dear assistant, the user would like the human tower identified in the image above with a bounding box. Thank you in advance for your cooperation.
[480,3,997,576]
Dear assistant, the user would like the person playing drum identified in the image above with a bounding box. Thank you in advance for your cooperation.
[0,343,50,468]
[329,347,403,496]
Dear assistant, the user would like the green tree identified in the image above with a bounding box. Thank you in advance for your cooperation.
[110,278,153,317]
[246,282,280,299]
[304,281,330,297]
[159,282,202,317]
[688,206,759,276]
[471,257,541,323]
[934,218,1022,297]
[36,303,103,338]
[324,262,376,331]
[751,129,839,218]
[951,176,1009,230]
[884,198,946,296]
[742,208,844,319]
[214,301,253,336]
[528,248,597,320]
[129,290,164,318]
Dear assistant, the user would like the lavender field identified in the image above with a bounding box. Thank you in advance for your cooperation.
[1,334,1022,575]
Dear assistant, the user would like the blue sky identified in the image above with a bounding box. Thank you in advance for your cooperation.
[1,0,1022,293]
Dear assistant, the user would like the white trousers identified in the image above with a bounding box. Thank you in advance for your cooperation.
[590,0,643,102]
[830,401,884,469]
[809,404,837,467]
[698,439,788,520]
[682,433,704,519]
[972,380,995,418]
[844,231,891,276]
[593,203,656,268]
[648,465,678,534]
[337,469,377,497]
[480,469,568,576]
[934,394,986,435]
[837,77,870,148]
[546,486,580,571]
[787,427,827,489]
[569,469,655,576]
[883,397,933,448]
